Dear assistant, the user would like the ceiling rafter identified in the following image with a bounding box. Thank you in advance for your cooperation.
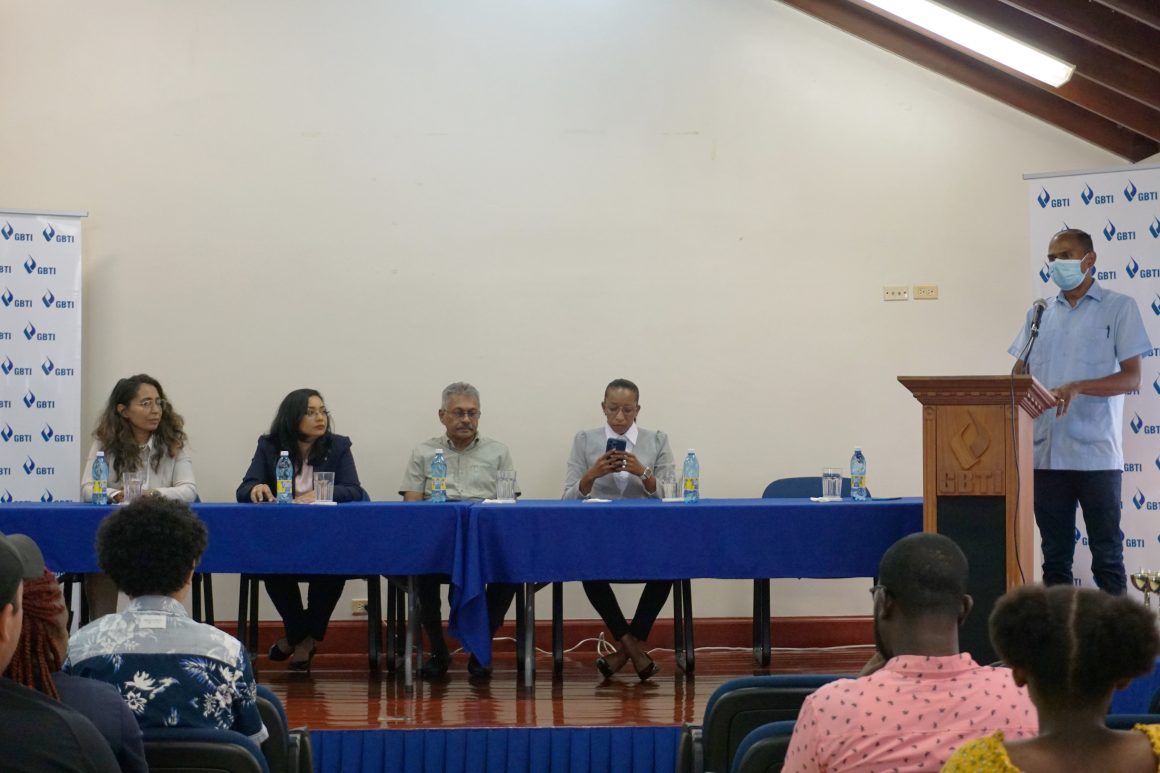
[998,0,1160,71]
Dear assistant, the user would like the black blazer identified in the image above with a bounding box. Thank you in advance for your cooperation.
[235,434,369,503]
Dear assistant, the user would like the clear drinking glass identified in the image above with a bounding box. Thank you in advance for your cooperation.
[314,471,335,502]
[496,470,517,502]
[122,471,144,504]
[656,465,680,501]
[822,467,843,499]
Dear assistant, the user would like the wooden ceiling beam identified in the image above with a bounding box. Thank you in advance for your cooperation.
[1091,0,1160,33]
[999,0,1160,72]
[777,0,1159,162]
[937,0,1160,112]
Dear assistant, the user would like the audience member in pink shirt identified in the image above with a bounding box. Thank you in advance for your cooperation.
[783,533,1037,773]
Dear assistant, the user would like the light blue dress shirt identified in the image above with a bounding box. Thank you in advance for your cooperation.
[1008,282,1151,471]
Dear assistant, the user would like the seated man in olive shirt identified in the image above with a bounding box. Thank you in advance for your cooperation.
[399,381,518,680]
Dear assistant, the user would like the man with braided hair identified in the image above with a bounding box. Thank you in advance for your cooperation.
[5,570,145,773]
[0,531,119,772]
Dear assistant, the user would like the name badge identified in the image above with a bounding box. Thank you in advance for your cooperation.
[139,614,167,629]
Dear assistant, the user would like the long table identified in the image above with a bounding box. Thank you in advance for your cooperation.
[0,501,480,689]
[469,497,924,683]
[1,497,922,685]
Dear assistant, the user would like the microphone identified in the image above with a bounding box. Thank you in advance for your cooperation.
[1029,298,1047,338]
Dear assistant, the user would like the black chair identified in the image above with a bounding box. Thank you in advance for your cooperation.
[675,674,843,773]
[754,477,857,666]
[730,720,796,773]
[236,575,382,671]
[60,571,214,628]
[143,727,269,773]
[255,685,312,773]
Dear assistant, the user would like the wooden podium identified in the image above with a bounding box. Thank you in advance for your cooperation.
[898,375,1054,663]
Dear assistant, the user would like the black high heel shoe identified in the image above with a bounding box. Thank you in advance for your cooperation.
[268,639,293,662]
[596,657,615,679]
[636,658,659,682]
[288,645,316,672]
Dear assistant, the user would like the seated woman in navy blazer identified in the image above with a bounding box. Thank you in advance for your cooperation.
[236,388,368,670]
[563,378,675,681]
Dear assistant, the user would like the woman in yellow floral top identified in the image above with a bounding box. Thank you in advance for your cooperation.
[943,584,1160,772]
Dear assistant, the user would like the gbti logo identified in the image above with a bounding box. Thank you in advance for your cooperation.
[1039,262,1051,283]
[1104,221,1117,241]
[0,491,11,504]
[1,288,12,306]
[1151,217,1160,239]
[1133,489,1147,510]
[42,224,54,242]
[40,356,53,375]
[1152,295,1160,317]
[1037,188,1051,208]
[22,322,35,340]
[21,456,35,475]
[40,424,53,442]
[0,424,12,442]
[22,256,35,273]
[1131,413,1145,434]
[0,223,10,240]
[22,390,34,408]
[1,356,12,375]
[41,290,54,307]
[39,490,53,503]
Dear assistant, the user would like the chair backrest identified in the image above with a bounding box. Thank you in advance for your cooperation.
[761,477,852,499]
[731,720,796,773]
[704,675,844,773]
[143,727,270,773]
[1107,713,1160,729]
[256,686,290,773]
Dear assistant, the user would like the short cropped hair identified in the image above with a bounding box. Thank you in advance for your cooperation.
[97,498,208,598]
[604,379,640,401]
[991,584,1159,707]
[1053,228,1094,254]
[441,382,480,408]
[877,533,968,618]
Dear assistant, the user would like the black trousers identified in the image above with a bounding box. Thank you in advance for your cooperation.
[583,580,672,641]
[416,573,516,658]
[1034,469,1126,594]
[264,575,347,644]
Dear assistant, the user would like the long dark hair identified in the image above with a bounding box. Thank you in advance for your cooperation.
[264,388,334,471]
[92,374,187,479]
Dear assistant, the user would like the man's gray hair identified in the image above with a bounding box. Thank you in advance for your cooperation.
[441,382,480,408]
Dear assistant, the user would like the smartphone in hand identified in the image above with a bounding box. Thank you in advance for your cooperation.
[605,438,627,453]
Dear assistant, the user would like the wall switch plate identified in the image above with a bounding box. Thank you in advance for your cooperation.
[351,598,368,615]
[913,284,939,300]
[883,285,909,301]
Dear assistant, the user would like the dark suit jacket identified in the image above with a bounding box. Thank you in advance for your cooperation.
[236,434,369,503]
[53,671,147,773]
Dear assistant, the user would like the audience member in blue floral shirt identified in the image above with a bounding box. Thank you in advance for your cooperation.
[64,498,267,744]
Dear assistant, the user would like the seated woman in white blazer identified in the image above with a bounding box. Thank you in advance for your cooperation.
[563,378,674,681]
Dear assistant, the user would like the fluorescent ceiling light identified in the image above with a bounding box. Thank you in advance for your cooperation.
[857,0,1076,87]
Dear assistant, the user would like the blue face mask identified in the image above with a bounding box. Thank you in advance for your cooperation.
[1049,258,1087,291]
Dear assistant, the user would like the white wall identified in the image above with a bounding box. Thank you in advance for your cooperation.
[0,0,1121,626]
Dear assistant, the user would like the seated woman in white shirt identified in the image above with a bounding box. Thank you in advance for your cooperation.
[563,378,675,681]
[80,374,197,618]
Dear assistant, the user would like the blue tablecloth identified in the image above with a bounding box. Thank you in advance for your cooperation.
[1,497,921,669]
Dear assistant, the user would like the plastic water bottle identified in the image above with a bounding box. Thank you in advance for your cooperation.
[850,447,868,501]
[430,449,448,503]
[275,451,294,504]
[92,451,109,505]
[682,449,700,504]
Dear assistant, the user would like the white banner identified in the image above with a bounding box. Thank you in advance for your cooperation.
[1026,165,1160,585]
[0,211,84,503]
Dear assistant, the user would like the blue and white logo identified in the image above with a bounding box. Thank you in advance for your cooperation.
[42,224,54,242]
[40,424,53,441]
[1152,295,1160,317]
[0,356,11,375]
[1134,489,1147,509]
[0,491,10,504]
[1074,527,1082,543]
[22,256,35,273]
[1,288,12,307]
[1126,181,1139,202]
[22,390,34,408]
[40,356,53,375]
[1132,413,1145,433]
[1104,221,1117,241]
[21,456,34,475]
[41,289,54,307]
[0,424,11,442]
[0,223,11,240]
[1082,184,1094,205]
[1037,188,1051,208]
[1151,217,1160,239]
[39,490,53,503]
[22,322,35,340]
[1039,262,1051,283]
[1128,257,1140,278]
[1124,181,1159,203]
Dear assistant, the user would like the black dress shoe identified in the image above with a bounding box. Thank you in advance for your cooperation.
[595,657,615,679]
[467,654,492,679]
[636,658,660,682]
[288,645,316,673]
[268,639,292,662]
[420,654,450,679]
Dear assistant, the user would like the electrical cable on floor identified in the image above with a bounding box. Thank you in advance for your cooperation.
[448,634,873,658]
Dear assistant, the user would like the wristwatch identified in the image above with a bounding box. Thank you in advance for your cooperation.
[639,466,653,482]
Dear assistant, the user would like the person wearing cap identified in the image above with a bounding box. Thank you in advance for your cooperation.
[0,531,121,772]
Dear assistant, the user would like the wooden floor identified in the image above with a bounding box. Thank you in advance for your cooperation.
[258,644,872,731]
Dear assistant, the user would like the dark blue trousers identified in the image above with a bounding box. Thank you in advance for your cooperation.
[1034,469,1125,594]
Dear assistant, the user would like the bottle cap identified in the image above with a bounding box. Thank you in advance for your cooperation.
[687,448,696,454]
[854,446,862,452]
[96,451,105,457]
[279,450,289,456]
[436,448,443,454]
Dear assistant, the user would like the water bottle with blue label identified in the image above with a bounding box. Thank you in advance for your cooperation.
[850,446,868,500]
[92,451,108,505]
[275,451,294,504]
[430,449,448,503]
[682,449,700,504]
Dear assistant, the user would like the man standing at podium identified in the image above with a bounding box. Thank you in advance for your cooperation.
[1010,228,1151,594]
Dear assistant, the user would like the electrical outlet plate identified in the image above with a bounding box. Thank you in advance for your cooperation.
[351,598,368,615]
[883,285,909,301]
[913,284,938,300]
